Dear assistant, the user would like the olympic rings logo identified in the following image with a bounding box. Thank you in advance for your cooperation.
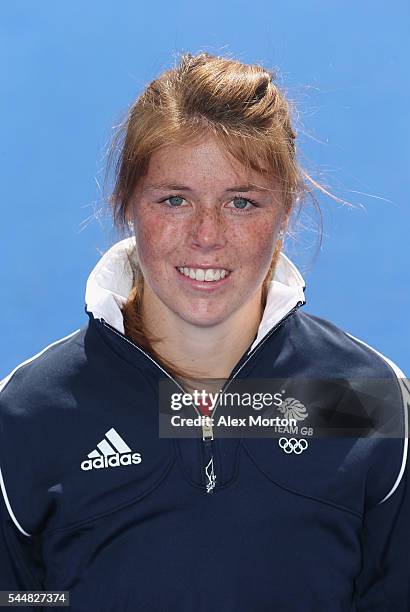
[278,437,308,454]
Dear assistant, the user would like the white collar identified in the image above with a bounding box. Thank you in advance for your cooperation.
[85,237,306,353]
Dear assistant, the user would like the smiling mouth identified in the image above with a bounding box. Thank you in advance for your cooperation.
[175,266,231,282]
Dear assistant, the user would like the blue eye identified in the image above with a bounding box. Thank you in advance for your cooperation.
[165,195,185,207]
[233,197,248,209]
[231,196,257,210]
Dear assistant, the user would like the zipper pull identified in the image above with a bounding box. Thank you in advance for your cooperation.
[205,451,216,494]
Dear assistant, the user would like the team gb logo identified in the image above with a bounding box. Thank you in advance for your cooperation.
[277,397,308,422]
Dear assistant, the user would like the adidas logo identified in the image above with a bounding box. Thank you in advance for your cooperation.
[81,427,142,471]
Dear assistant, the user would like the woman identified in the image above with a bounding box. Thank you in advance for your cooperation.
[0,52,409,611]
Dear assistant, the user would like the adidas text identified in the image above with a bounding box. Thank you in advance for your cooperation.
[81,452,142,471]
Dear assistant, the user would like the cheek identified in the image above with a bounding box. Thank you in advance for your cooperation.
[233,216,280,267]
[135,213,179,266]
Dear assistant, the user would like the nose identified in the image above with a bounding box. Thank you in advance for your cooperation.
[189,206,227,250]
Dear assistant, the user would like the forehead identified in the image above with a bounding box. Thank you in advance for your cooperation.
[141,134,275,193]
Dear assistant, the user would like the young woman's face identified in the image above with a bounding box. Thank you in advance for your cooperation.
[129,134,288,328]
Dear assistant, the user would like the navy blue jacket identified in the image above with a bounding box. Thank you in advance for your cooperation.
[1,237,409,611]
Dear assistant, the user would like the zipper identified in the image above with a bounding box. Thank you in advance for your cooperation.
[200,404,217,493]
[98,299,305,494]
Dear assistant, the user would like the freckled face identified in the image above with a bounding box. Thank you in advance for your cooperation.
[129,134,287,328]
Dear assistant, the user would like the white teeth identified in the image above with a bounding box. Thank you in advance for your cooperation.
[177,267,230,282]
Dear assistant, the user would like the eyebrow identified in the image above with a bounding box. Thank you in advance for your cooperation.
[142,183,270,193]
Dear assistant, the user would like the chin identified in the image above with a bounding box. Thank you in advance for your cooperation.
[176,309,228,328]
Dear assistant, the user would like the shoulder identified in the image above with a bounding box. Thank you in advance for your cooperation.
[292,309,408,379]
[0,326,87,417]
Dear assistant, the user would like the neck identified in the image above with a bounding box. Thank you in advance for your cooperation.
[141,288,263,381]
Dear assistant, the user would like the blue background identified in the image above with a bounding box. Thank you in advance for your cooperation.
[1,1,409,378]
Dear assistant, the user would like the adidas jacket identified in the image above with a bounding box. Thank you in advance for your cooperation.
[0,237,409,611]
